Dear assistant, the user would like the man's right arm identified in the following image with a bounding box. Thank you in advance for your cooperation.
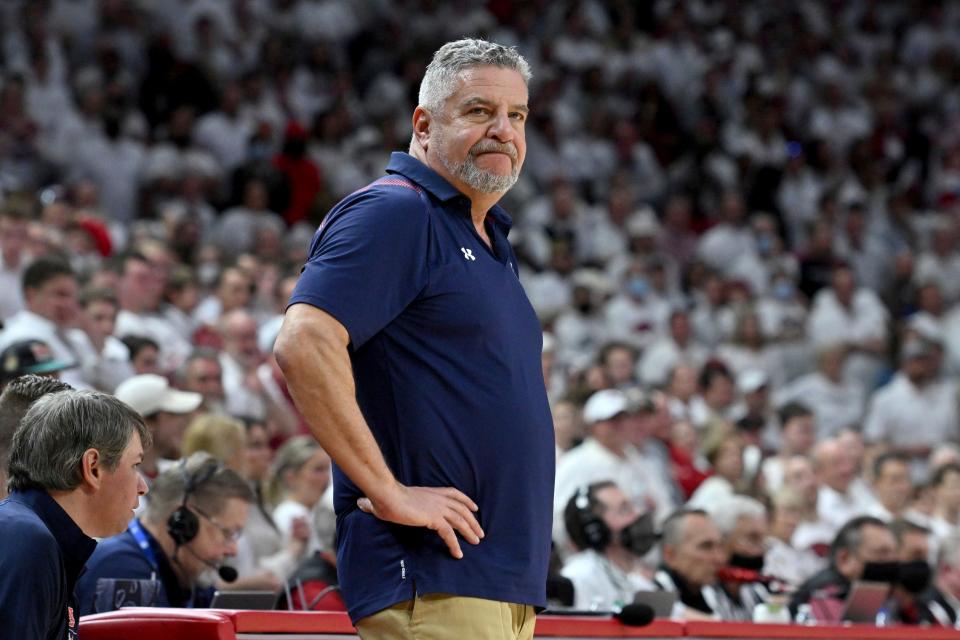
[274,303,483,559]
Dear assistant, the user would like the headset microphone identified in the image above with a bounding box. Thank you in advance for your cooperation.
[217,565,239,583]
[168,459,238,583]
[180,542,238,582]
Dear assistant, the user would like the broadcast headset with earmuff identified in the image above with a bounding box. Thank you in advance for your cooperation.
[167,458,224,546]
[565,484,612,551]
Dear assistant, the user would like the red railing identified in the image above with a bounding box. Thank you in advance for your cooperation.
[79,608,960,639]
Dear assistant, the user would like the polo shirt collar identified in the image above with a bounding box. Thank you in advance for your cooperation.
[9,488,96,587]
[658,565,713,613]
[385,152,514,232]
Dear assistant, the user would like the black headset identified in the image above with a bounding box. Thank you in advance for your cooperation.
[565,484,612,551]
[167,458,223,546]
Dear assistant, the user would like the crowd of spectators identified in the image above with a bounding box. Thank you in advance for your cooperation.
[4,0,960,626]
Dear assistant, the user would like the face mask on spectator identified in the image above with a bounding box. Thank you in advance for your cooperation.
[195,567,219,589]
[628,277,649,299]
[898,560,932,593]
[198,263,220,288]
[773,281,794,301]
[756,233,774,255]
[728,552,765,573]
[619,512,657,557]
[861,560,899,584]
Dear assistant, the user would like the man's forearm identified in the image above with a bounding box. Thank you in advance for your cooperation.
[275,305,398,504]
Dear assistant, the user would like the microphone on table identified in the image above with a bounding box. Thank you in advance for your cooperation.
[613,602,656,627]
[542,575,654,626]
[546,575,576,607]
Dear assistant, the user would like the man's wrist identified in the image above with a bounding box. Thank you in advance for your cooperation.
[365,478,403,507]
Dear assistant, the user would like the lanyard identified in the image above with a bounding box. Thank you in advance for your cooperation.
[128,518,201,608]
[127,518,159,575]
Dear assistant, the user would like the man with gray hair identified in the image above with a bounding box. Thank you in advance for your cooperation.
[918,533,960,625]
[704,495,770,619]
[0,389,150,639]
[277,38,551,638]
[653,508,735,620]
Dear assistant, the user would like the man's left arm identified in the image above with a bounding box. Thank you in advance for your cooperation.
[0,534,61,638]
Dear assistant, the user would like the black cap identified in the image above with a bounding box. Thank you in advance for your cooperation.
[0,339,76,380]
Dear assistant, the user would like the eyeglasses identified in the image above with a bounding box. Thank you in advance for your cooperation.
[193,506,244,542]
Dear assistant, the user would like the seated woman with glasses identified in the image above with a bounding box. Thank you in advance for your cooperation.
[75,453,253,616]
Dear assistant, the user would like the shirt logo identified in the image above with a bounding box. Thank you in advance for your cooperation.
[461,247,476,261]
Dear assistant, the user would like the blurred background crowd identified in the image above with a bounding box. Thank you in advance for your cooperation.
[3,0,960,625]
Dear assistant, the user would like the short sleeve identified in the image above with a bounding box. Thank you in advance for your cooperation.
[289,186,430,349]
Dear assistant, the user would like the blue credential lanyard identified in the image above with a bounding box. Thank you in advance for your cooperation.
[127,518,159,574]
[126,518,198,608]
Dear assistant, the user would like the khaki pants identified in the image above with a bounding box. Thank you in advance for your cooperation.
[355,593,536,640]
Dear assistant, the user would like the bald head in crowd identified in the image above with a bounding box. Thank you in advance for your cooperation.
[220,309,261,369]
[813,438,858,494]
[783,454,819,507]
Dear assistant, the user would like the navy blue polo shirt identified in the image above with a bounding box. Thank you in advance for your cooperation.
[0,488,96,639]
[289,152,555,623]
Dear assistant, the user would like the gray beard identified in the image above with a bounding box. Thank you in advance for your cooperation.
[444,153,519,193]
[195,568,218,589]
[434,132,519,193]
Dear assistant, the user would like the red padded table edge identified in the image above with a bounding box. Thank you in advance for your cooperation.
[81,608,235,640]
[228,611,685,636]
[229,610,357,633]
[82,608,233,623]
[684,620,960,638]
[82,609,960,639]
[535,617,685,637]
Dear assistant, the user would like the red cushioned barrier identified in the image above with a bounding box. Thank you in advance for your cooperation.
[80,609,235,640]
[534,617,685,637]
[683,620,960,639]
[81,609,960,639]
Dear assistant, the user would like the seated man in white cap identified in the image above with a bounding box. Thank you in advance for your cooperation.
[115,374,202,482]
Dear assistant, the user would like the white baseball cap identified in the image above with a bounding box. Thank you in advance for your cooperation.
[582,389,630,424]
[737,369,769,395]
[115,374,203,417]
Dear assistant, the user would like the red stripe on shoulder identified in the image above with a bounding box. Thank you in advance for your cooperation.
[352,176,423,195]
[320,177,424,232]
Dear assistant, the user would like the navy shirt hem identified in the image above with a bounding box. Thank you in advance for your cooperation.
[348,580,547,625]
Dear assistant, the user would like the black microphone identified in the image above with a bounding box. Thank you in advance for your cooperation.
[217,565,238,582]
[613,603,655,627]
[179,544,238,582]
[546,575,575,607]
